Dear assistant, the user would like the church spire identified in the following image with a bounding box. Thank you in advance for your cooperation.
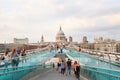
[60,25,62,31]
[41,35,44,42]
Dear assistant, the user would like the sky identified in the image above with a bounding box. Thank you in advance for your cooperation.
[0,0,120,43]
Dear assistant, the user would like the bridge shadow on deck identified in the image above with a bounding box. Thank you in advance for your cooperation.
[29,69,77,80]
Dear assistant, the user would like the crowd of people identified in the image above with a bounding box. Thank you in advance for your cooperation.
[0,47,27,68]
[56,59,81,80]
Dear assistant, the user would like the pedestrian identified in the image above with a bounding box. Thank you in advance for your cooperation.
[21,48,27,63]
[60,47,63,53]
[16,47,21,55]
[75,63,81,80]
[66,59,72,75]
[11,48,19,67]
[57,62,61,73]
[73,61,77,75]
[61,60,65,75]
[3,50,10,68]
[52,63,55,68]
[73,61,81,80]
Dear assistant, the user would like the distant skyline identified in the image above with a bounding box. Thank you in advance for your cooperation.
[0,0,120,43]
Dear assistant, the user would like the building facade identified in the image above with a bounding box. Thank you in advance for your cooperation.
[94,37,120,52]
[14,38,28,44]
[0,44,6,52]
[68,36,73,43]
[79,36,94,49]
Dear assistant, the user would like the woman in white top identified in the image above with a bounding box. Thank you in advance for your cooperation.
[4,50,10,68]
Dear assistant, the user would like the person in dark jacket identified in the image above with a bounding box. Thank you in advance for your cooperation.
[57,62,61,73]
[75,63,81,80]
[66,59,72,75]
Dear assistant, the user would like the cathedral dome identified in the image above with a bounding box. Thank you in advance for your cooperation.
[57,27,64,35]
[56,26,66,42]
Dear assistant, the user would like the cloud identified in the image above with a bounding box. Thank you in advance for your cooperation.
[0,0,120,43]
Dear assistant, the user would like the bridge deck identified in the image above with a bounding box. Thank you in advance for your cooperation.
[29,69,86,80]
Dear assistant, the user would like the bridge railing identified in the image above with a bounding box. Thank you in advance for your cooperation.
[0,50,56,68]
[66,47,78,51]
[64,49,120,80]
[80,65,120,80]
[21,64,53,80]
[0,50,56,80]
[0,63,53,80]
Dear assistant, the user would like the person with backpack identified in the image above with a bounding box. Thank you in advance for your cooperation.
[66,58,72,76]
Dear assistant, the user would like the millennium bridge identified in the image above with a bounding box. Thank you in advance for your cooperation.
[0,45,120,80]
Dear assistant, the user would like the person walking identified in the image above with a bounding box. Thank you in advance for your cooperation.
[73,61,77,75]
[57,62,61,73]
[21,48,27,63]
[52,63,55,69]
[3,50,10,68]
[73,61,81,80]
[11,48,19,67]
[66,59,72,75]
[75,63,81,80]
[61,60,65,75]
